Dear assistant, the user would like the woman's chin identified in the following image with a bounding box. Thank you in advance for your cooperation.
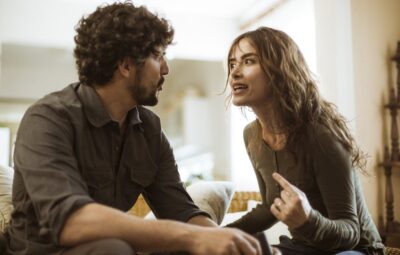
[232,99,247,107]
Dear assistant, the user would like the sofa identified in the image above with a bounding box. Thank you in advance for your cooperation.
[1,163,400,254]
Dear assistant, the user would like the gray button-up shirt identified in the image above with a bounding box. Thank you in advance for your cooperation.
[7,83,206,255]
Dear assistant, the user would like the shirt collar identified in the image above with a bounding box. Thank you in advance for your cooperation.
[76,83,143,128]
[129,107,143,126]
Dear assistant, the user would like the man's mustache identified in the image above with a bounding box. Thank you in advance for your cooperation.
[158,77,164,87]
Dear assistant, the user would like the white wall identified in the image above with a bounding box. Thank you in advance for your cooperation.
[245,0,317,73]
[351,0,400,224]
[166,13,237,61]
[0,44,77,100]
[154,59,231,180]
[314,0,355,124]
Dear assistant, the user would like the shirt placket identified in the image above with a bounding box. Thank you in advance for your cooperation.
[111,122,122,175]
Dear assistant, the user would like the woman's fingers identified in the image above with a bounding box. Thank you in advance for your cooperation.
[280,190,291,203]
[270,204,282,220]
[272,173,296,196]
[273,197,285,211]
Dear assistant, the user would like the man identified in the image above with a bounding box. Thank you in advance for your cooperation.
[6,2,262,255]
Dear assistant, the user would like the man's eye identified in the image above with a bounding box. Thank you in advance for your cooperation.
[153,50,165,61]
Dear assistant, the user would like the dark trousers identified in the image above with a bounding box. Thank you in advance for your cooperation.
[151,232,273,255]
[273,236,369,255]
[61,238,135,255]
[274,246,367,255]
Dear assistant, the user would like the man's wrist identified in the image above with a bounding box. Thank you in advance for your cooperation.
[176,224,201,253]
[187,215,217,227]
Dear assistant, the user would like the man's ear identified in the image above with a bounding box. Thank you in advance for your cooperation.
[117,57,135,78]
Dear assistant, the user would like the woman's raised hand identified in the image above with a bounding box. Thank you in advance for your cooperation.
[270,172,312,229]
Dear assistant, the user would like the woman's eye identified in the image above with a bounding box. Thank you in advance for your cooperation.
[229,63,236,69]
[245,58,255,64]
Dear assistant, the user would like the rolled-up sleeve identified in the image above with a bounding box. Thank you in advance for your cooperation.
[143,131,209,222]
[14,105,94,244]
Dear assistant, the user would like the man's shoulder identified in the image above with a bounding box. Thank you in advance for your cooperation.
[24,83,81,123]
[30,83,80,112]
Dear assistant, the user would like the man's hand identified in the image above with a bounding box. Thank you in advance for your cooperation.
[272,247,282,255]
[270,172,312,229]
[189,227,262,255]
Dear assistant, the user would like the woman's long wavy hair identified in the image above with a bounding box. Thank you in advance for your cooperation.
[226,27,367,173]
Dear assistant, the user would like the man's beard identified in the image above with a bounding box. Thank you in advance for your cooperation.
[131,72,164,106]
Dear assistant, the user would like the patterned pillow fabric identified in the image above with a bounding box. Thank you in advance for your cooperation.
[0,164,13,233]
[186,181,235,225]
[145,181,235,225]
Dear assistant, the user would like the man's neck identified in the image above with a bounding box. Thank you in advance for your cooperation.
[94,82,137,126]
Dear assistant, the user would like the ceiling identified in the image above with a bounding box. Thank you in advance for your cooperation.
[54,0,274,19]
[0,0,281,60]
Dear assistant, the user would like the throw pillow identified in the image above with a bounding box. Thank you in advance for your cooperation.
[145,181,235,225]
[0,164,13,233]
[186,181,235,225]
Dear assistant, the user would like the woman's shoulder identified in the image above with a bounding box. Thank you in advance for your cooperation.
[306,123,337,145]
[306,123,348,157]
[243,120,259,143]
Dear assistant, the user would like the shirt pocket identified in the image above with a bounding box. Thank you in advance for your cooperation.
[83,167,115,205]
[129,168,156,188]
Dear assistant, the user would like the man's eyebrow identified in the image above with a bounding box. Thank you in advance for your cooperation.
[228,52,258,62]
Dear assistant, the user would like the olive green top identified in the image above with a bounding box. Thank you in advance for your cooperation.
[227,120,384,253]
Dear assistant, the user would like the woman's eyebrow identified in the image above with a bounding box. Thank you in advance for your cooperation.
[229,52,258,62]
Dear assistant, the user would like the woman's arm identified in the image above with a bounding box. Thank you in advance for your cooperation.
[226,123,278,233]
[290,131,360,250]
[226,165,277,233]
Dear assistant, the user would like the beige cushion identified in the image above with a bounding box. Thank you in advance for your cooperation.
[0,165,13,233]
[146,181,235,225]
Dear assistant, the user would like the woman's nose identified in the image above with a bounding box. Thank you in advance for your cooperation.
[230,65,242,79]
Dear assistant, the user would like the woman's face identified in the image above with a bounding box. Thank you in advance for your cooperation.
[228,38,271,108]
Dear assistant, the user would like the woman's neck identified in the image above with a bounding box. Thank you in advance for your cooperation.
[253,106,287,151]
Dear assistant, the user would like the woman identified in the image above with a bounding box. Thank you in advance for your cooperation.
[225,27,385,255]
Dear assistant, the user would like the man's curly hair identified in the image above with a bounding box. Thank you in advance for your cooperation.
[74,1,174,86]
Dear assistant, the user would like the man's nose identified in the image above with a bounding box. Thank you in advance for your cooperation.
[161,59,169,75]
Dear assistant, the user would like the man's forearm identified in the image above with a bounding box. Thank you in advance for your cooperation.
[59,203,195,253]
[187,215,218,227]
